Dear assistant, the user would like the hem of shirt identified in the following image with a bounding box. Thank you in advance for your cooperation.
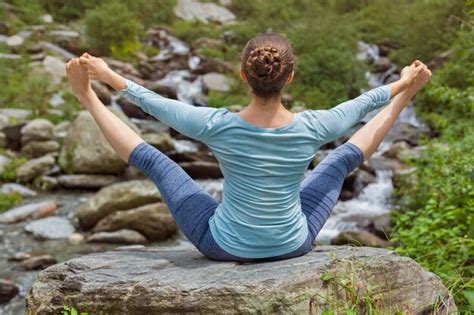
[208,217,310,259]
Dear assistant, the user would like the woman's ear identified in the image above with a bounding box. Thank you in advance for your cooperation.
[239,67,247,82]
[286,70,294,84]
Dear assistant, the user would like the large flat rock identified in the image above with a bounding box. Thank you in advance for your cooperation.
[26,245,456,314]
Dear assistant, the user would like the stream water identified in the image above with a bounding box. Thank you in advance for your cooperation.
[0,40,426,314]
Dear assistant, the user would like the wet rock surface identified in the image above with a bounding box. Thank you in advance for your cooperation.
[24,216,75,240]
[0,200,57,224]
[92,202,177,241]
[58,110,140,174]
[0,280,19,304]
[26,245,456,314]
[86,229,148,244]
[76,179,162,229]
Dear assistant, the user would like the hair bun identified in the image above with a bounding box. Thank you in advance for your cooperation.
[246,45,282,78]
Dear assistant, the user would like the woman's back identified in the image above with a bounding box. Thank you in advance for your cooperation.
[206,109,319,258]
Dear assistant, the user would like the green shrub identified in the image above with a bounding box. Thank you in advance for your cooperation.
[0,155,28,182]
[0,192,22,213]
[0,59,51,115]
[390,24,474,312]
[84,1,142,58]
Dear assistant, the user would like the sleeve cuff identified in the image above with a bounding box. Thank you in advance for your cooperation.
[374,84,392,106]
[118,78,133,96]
[380,84,392,101]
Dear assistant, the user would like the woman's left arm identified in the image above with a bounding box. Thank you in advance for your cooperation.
[79,53,220,143]
[119,79,220,142]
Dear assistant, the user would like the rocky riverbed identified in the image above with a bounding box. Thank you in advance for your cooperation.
[0,1,435,313]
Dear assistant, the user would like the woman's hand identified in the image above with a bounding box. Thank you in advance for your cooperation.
[79,53,111,82]
[79,52,127,90]
[66,57,94,107]
[400,60,432,87]
[403,60,432,96]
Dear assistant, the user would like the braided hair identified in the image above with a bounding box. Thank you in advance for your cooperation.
[240,32,296,98]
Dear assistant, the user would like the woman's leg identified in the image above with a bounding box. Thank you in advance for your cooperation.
[128,142,308,263]
[300,142,365,242]
[300,91,414,242]
[128,142,222,254]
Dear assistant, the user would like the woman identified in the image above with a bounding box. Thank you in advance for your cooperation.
[66,32,431,263]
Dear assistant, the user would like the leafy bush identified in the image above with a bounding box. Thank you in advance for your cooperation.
[0,192,22,213]
[0,59,50,115]
[84,1,142,57]
[352,0,467,66]
[0,154,28,182]
[390,24,474,312]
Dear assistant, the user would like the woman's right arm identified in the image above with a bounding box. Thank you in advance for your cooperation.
[305,61,429,144]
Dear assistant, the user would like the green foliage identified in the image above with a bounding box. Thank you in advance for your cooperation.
[0,59,51,114]
[0,192,22,213]
[6,0,45,25]
[208,90,248,108]
[61,305,88,315]
[38,0,97,22]
[0,58,78,123]
[390,24,474,312]
[414,27,474,137]
[170,20,222,43]
[84,1,142,57]
[0,155,28,182]
[38,0,176,27]
[350,0,467,66]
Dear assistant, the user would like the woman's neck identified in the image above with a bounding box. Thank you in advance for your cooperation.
[246,94,285,113]
[237,93,294,128]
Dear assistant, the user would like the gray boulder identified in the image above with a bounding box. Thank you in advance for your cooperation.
[142,132,175,152]
[92,202,177,241]
[202,72,233,92]
[42,55,66,85]
[0,200,57,224]
[20,140,60,158]
[86,229,148,244]
[330,230,390,248]
[15,154,55,183]
[26,245,456,314]
[174,0,236,25]
[0,279,19,304]
[57,174,120,190]
[0,183,37,196]
[6,34,23,47]
[20,118,54,144]
[18,254,57,271]
[59,110,140,174]
[24,216,75,240]
[76,179,162,229]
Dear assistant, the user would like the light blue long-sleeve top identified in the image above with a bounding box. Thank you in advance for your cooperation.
[120,79,392,258]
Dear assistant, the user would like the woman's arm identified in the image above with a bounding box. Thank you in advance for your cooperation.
[305,60,429,144]
[349,65,432,160]
[304,83,392,143]
[66,58,143,162]
[79,53,220,143]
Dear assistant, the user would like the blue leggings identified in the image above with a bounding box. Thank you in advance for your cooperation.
[128,141,364,263]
